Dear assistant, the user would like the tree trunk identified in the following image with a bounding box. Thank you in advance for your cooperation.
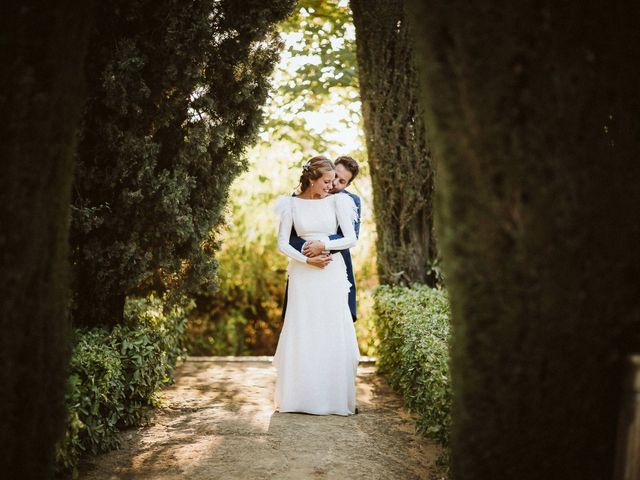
[350,0,438,286]
[407,1,640,478]
[0,2,93,477]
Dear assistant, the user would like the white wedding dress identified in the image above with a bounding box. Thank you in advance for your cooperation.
[273,193,360,416]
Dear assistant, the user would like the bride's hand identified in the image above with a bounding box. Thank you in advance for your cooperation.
[306,254,332,269]
[303,240,326,257]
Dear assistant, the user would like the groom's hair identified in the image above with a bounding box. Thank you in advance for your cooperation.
[335,156,359,185]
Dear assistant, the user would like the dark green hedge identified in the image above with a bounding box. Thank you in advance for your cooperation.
[55,296,190,475]
[373,284,451,446]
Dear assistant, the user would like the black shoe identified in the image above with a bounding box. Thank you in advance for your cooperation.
[355,407,359,414]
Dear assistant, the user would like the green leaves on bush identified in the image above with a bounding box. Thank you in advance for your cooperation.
[56,329,125,471]
[70,0,296,328]
[374,284,452,446]
[55,295,190,475]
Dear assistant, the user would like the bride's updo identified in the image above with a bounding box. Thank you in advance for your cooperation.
[298,155,335,193]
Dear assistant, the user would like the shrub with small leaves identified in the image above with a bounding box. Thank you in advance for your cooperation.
[71,0,296,329]
[374,284,452,446]
[55,329,125,471]
[55,295,191,476]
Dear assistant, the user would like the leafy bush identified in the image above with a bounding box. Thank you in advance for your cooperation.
[55,295,190,475]
[70,0,296,329]
[373,284,452,446]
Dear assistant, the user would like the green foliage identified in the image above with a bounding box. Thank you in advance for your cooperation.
[55,296,191,475]
[351,0,439,287]
[116,297,188,425]
[262,0,361,153]
[57,329,124,469]
[185,143,291,356]
[374,284,451,446]
[70,0,296,328]
[280,0,357,94]
[407,3,640,477]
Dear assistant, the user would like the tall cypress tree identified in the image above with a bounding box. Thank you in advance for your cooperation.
[350,0,438,286]
[71,0,295,328]
[0,2,94,477]
[408,1,640,478]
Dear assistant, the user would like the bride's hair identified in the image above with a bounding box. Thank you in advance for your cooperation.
[297,155,335,193]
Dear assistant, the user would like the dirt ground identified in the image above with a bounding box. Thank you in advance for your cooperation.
[78,357,445,480]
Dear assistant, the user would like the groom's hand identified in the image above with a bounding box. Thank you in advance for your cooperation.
[303,240,327,257]
[306,254,332,269]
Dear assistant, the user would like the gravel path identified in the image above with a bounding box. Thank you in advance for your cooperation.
[78,358,445,479]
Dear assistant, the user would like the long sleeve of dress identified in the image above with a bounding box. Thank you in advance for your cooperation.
[274,197,308,263]
[323,194,358,251]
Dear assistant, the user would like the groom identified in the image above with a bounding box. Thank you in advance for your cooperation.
[282,156,361,322]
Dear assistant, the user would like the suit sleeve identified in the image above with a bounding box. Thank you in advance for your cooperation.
[289,230,306,253]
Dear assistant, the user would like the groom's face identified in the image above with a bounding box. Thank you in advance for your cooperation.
[331,164,353,193]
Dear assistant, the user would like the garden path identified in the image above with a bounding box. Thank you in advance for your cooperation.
[78,357,444,479]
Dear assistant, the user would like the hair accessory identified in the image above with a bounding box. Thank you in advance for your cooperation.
[302,160,311,172]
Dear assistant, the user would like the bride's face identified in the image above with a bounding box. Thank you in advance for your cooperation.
[310,171,336,198]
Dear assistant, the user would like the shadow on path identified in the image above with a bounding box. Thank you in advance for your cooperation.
[77,358,444,479]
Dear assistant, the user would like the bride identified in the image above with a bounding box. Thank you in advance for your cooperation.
[273,155,360,416]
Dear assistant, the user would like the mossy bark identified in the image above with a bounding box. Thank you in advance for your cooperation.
[350,0,438,286]
[0,2,93,477]
[407,1,640,478]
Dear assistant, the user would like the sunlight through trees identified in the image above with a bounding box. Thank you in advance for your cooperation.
[187,0,379,357]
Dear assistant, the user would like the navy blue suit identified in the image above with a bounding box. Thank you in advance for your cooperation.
[282,190,362,321]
